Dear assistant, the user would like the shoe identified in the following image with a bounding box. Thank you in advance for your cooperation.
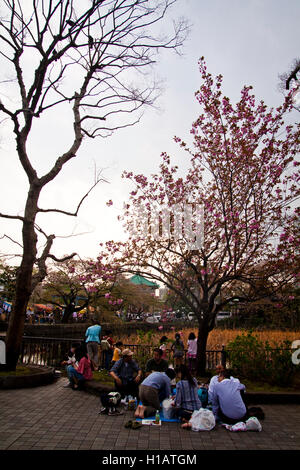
[108,409,124,416]
[131,421,142,429]
[63,382,72,388]
[99,407,109,415]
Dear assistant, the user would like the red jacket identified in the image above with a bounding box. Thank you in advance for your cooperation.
[77,356,93,380]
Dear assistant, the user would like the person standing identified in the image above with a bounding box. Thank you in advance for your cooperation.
[187,332,197,373]
[102,330,114,370]
[159,336,168,360]
[171,333,185,370]
[85,318,101,371]
[111,341,123,366]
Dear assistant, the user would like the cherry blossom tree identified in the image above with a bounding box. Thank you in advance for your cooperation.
[35,257,121,323]
[97,58,300,373]
[0,0,188,369]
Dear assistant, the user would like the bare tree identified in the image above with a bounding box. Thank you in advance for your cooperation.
[0,0,188,369]
[278,58,300,111]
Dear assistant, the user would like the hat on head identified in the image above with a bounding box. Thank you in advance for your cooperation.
[122,348,133,357]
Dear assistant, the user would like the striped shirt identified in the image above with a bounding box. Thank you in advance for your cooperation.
[174,378,202,411]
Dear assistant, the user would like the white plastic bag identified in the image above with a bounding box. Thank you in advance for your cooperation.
[245,417,262,432]
[190,408,215,431]
[162,398,176,420]
[225,421,247,432]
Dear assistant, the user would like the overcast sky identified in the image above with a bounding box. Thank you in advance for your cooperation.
[1,0,299,264]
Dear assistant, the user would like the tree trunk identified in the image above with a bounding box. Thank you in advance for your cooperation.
[196,321,210,376]
[61,304,75,323]
[5,186,40,370]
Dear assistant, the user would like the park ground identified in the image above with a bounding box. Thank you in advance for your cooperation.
[0,376,299,452]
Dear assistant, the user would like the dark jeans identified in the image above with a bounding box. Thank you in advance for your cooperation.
[104,350,113,370]
[218,391,249,425]
[115,380,139,399]
[139,384,160,418]
[218,409,248,425]
[67,366,85,389]
[176,408,194,422]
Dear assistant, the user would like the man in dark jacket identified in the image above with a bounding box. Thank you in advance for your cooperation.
[145,348,168,376]
[109,349,142,398]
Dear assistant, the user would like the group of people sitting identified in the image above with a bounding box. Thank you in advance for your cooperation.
[61,330,252,427]
[101,348,251,427]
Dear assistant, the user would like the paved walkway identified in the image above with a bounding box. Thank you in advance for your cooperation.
[0,377,299,451]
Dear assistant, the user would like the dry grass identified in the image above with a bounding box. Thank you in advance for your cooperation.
[117,328,300,349]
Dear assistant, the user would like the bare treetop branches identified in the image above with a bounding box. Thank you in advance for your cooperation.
[0,0,189,370]
[0,0,189,142]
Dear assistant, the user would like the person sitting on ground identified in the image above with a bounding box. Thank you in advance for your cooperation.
[211,369,248,424]
[208,363,225,401]
[173,364,202,422]
[109,349,142,399]
[135,368,176,419]
[111,341,123,366]
[208,364,238,403]
[67,346,93,390]
[61,342,80,388]
[145,348,169,376]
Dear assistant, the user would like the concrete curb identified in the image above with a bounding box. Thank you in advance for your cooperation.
[84,380,115,396]
[82,380,300,404]
[245,391,300,405]
[0,365,55,389]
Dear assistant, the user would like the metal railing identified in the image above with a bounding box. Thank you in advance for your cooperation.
[19,336,79,369]
[18,336,227,370]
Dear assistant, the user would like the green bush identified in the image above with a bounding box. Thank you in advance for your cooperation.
[226,332,298,386]
[226,331,266,381]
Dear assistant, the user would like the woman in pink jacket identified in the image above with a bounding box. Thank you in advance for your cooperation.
[68,347,93,390]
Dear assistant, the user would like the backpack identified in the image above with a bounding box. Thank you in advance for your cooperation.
[101,339,110,351]
[197,387,208,408]
[248,407,265,420]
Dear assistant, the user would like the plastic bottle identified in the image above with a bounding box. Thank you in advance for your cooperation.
[155,410,160,425]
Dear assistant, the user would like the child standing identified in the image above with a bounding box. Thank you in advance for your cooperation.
[187,332,197,373]
[112,341,123,365]
[159,336,168,361]
[171,333,185,370]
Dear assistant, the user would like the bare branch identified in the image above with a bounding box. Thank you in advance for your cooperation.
[0,212,25,221]
[47,253,77,263]
[0,234,23,249]
[37,171,108,216]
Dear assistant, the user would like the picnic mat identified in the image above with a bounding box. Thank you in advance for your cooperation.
[135,408,181,423]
